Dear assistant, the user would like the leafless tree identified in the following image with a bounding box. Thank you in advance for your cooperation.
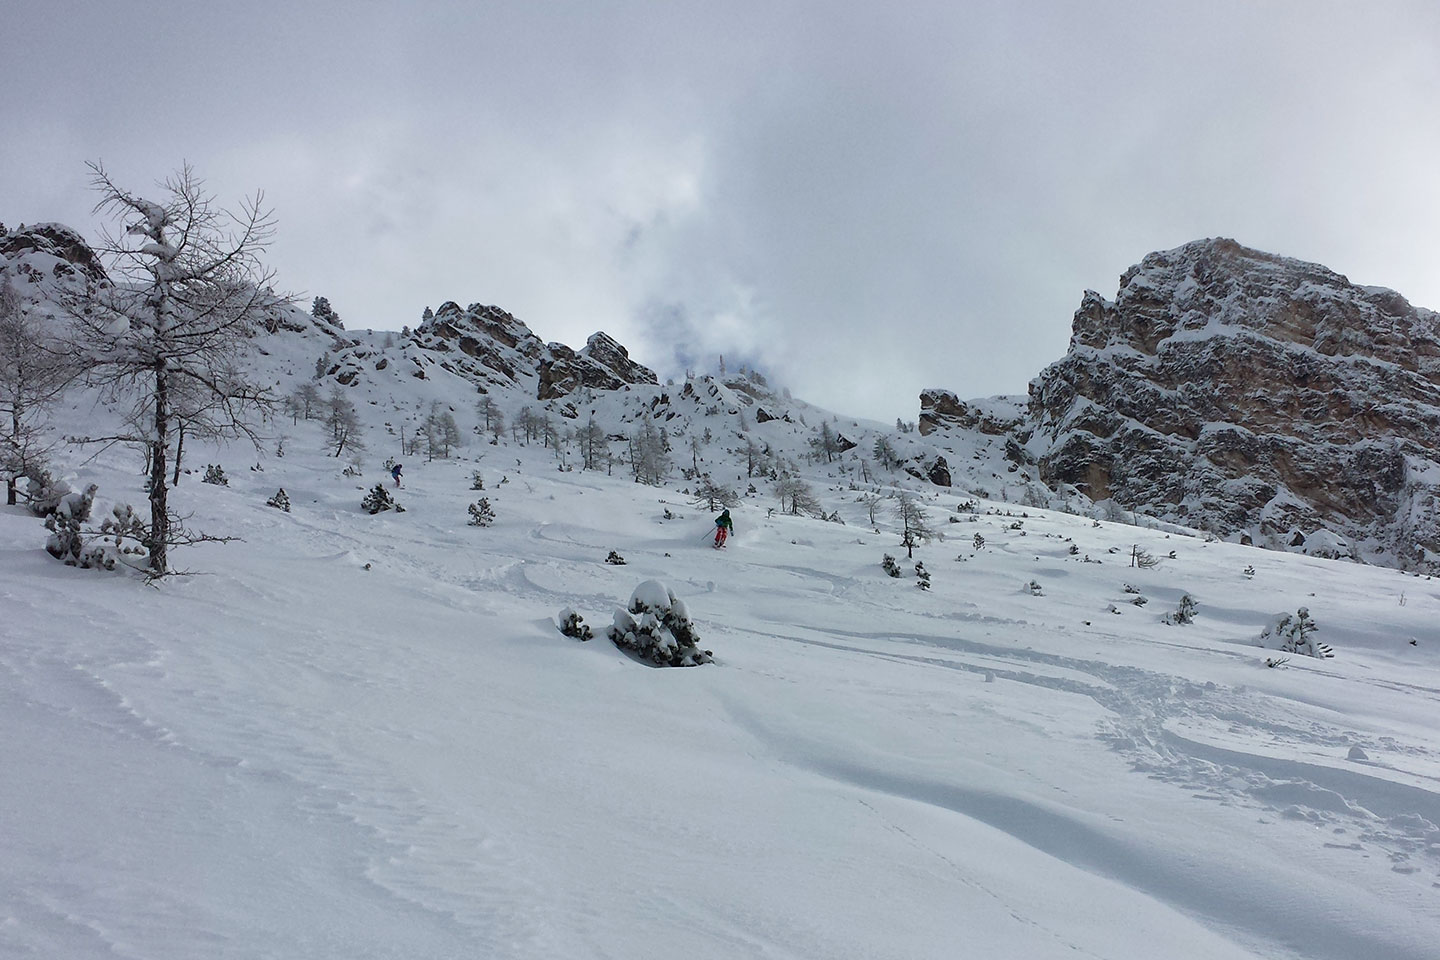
[326,387,363,458]
[895,491,936,558]
[0,278,73,504]
[856,491,884,525]
[692,479,739,512]
[476,395,501,432]
[629,418,669,485]
[67,162,284,574]
[576,415,608,470]
[775,477,823,516]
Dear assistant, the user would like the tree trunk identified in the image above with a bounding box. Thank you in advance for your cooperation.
[172,421,185,487]
[148,363,170,575]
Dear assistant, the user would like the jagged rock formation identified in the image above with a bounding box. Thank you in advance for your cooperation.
[1027,238,1440,571]
[0,223,109,288]
[323,300,657,401]
[920,390,1025,437]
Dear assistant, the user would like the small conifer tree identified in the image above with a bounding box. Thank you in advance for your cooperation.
[467,498,496,526]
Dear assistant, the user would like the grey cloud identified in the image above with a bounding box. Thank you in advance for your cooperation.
[3,1,1438,422]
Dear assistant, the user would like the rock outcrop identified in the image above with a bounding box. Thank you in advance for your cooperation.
[919,390,1026,437]
[0,222,108,287]
[1027,238,1440,571]
[372,302,657,400]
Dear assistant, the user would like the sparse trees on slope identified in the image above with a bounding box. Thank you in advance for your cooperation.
[0,278,71,505]
[68,162,282,575]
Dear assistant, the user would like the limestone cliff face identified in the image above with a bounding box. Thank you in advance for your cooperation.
[1027,238,1440,570]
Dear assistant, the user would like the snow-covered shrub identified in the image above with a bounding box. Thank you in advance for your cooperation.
[467,498,495,526]
[342,463,362,478]
[43,486,131,570]
[605,550,626,565]
[26,468,71,516]
[972,533,985,550]
[1261,607,1333,658]
[44,510,84,565]
[1130,594,1148,606]
[558,607,594,641]
[606,579,713,667]
[915,562,931,590]
[1027,579,1043,596]
[266,488,291,512]
[362,484,403,514]
[54,483,98,524]
[470,471,485,490]
[881,554,902,577]
[1243,565,1256,579]
[202,464,229,486]
[1164,594,1197,625]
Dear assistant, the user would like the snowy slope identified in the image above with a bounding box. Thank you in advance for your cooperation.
[4,373,1440,959]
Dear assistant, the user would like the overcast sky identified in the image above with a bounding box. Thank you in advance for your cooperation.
[5,1,1438,423]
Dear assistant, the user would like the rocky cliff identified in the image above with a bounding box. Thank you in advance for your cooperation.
[1026,238,1440,571]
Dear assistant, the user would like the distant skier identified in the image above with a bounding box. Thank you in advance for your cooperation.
[713,509,733,549]
[391,462,403,488]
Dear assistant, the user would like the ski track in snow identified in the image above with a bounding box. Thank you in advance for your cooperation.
[738,615,1440,877]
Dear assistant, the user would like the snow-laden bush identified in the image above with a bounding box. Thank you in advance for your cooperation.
[470,470,485,490]
[267,488,291,512]
[202,463,229,486]
[606,579,713,667]
[362,484,403,514]
[881,554,901,577]
[915,561,931,590]
[558,606,593,641]
[44,489,144,571]
[1260,607,1333,658]
[26,469,71,516]
[1163,594,1197,625]
[605,550,627,565]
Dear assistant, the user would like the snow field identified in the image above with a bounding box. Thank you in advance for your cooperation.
[3,408,1440,959]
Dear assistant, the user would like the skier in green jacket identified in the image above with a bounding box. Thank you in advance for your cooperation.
[713,509,734,548]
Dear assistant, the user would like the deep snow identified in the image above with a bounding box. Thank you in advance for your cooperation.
[4,403,1440,959]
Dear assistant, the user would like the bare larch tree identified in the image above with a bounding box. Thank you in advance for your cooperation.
[69,162,283,575]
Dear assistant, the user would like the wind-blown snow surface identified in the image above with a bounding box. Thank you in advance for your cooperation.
[4,428,1440,959]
